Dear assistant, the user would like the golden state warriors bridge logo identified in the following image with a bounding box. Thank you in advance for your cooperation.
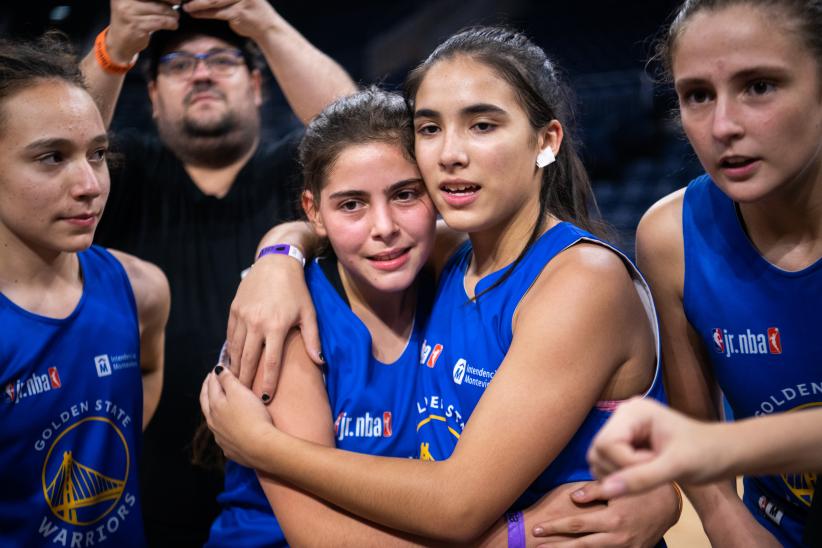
[41,417,129,525]
[781,402,818,508]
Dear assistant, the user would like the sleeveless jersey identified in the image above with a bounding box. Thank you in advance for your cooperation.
[0,246,145,547]
[416,222,665,510]
[682,175,821,546]
[207,257,426,546]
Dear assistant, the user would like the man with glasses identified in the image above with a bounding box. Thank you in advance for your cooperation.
[80,1,355,544]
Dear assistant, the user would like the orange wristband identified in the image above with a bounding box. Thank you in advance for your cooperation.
[94,27,137,75]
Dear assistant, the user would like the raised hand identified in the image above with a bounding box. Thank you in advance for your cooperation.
[108,0,180,63]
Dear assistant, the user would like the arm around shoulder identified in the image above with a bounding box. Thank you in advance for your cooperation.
[109,249,170,430]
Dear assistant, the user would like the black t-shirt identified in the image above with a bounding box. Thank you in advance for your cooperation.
[95,129,302,545]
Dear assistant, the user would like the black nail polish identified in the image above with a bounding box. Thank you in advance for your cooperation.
[214,365,224,375]
[261,393,271,402]
[319,351,325,363]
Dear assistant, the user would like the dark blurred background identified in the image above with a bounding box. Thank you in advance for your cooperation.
[1,1,704,255]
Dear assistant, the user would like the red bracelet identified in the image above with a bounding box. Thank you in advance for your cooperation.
[93,27,137,75]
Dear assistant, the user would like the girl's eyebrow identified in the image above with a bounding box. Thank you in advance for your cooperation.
[461,103,506,116]
[25,133,109,151]
[676,64,791,90]
[414,103,506,119]
[328,189,367,200]
[328,178,423,200]
[385,178,424,195]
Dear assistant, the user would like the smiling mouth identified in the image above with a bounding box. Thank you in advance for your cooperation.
[369,248,409,262]
[441,183,480,194]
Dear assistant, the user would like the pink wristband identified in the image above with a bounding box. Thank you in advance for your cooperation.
[506,511,525,548]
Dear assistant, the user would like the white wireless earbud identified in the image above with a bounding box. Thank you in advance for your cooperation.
[536,147,555,168]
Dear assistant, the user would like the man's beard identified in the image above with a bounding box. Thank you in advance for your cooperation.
[156,105,260,169]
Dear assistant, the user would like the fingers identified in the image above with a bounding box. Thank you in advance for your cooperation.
[207,369,227,409]
[116,1,180,29]
[589,440,654,480]
[226,309,237,343]
[599,457,677,498]
[214,363,241,395]
[185,6,232,20]
[108,0,180,59]
[532,506,615,537]
[129,0,180,15]
[199,374,211,421]
[238,330,264,388]
[255,334,282,403]
[183,0,240,11]
[130,13,180,31]
[568,480,609,504]
[299,306,323,365]
[228,321,247,377]
[183,0,243,20]
[535,532,622,547]
[587,399,656,476]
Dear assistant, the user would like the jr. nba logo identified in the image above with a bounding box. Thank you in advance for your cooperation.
[712,328,725,354]
[768,327,782,354]
[48,367,61,389]
[427,344,443,368]
[383,412,392,437]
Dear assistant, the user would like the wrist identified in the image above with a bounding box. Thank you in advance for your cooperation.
[505,511,525,548]
[243,5,282,44]
[106,30,138,65]
[252,425,282,474]
[94,27,137,75]
[705,422,738,482]
[257,244,305,266]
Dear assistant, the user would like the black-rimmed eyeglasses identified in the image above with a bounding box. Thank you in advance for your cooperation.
[158,49,245,79]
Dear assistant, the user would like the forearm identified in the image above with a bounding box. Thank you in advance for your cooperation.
[716,410,822,479]
[251,11,356,123]
[684,481,773,545]
[141,366,162,429]
[255,221,319,257]
[261,474,429,547]
[80,49,127,127]
[267,474,535,547]
[250,429,490,542]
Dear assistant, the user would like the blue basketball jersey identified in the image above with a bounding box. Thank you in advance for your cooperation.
[0,246,145,547]
[416,222,665,510]
[207,257,425,546]
[682,175,820,546]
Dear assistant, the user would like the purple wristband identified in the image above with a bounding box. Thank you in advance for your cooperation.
[506,511,525,548]
[257,244,305,266]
